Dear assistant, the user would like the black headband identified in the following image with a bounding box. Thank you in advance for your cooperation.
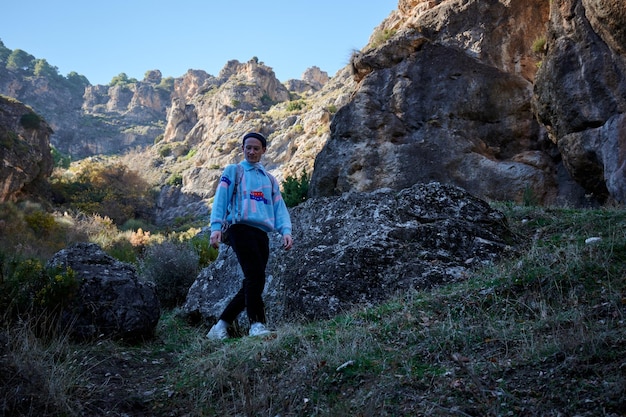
[243,132,267,148]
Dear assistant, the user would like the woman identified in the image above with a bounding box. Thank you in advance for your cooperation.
[207,132,293,340]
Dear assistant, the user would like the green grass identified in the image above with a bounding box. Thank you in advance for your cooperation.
[2,204,625,416]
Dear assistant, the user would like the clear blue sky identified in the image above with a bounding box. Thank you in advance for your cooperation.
[2,1,397,85]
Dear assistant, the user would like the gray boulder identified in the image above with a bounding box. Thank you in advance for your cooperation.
[182,182,515,326]
[46,243,160,342]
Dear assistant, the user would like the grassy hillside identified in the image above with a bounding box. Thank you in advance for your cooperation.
[2,203,625,416]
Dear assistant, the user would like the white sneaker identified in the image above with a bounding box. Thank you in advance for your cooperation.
[248,322,271,337]
[207,320,229,340]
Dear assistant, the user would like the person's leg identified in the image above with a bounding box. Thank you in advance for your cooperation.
[229,224,269,324]
[218,286,246,324]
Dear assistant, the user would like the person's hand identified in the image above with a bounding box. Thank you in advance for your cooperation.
[282,234,293,250]
[210,231,222,249]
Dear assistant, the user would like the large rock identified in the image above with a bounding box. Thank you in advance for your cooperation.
[182,182,515,325]
[533,0,626,204]
[46,243,160,342]
[0,96,53,202]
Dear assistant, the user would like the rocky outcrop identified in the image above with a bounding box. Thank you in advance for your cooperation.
[182,182,514,325]
[533,0,626,204]
[154,184,208,225]
[156,59,340,223]
[46,242,160,342]
[78,72,172,156]
[308,0,581,206]
[285,66,330,94]
[0,95,53,202]
[4,0,625,213]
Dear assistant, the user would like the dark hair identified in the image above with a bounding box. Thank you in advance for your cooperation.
[243,132,267,148]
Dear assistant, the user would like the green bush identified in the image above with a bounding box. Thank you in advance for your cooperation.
[6,49,35,72]
[140,241,199,308]
[109,72,137,87]
[532,36,547,54]
[106,238,139,264]
[370,28,396,48]
[286,100,306,112]
[33,58,60,80]
[24,211,57,236]
[0,256,78,320]
[51,146,71,168]
[159,145,172,157]
[189,234,218,269]
[157,77,175,91]
[282,169,310,208]
[19,112,41,129]
[50,161,155,226]
[166,173,183,186]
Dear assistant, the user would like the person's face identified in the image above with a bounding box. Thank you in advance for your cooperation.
[242,138,266,163]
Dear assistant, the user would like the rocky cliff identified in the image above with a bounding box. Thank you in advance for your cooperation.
[313,0,622,206]
[0,95,53,202]
[1,0,625,214]
[533,0,626,204]
[310,0,571,206]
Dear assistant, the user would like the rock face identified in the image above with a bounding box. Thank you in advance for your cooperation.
[46,243,160,342]
[309,0,578,205]
[0,65,169,158]
[0,95,53,202]
[3,0,626,215]
[182,182,514,325]
[533,0,626,204]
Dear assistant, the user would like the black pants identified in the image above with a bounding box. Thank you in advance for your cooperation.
[219,224,270,324]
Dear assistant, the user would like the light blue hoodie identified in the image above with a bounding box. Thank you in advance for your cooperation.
[210,160,292,236]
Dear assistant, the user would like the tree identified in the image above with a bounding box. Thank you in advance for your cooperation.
[157,76,175,91]
[0,39,10,65]
[33,59,60,79]
[66,71,90,93]
[109,73,138,87]
[6,49,35,73]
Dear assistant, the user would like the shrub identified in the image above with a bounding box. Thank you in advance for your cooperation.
[282,168,310,208]
[159,145,172,157]
[109,72,137,87]
[189,234,218,269]
[532,36,547,54]
[140,241,199,308]
[157,77,175,91]
[523,185,538,207]
[6,49,35,72]
[105,238,139,264]
[261,94,273,106]
[50,161,155,225]
[0,256,78,321]
[370,28,396,48]
[286,100,306,112]
[51,146,71,168]
[24,210,57,236]
[20,112,41,129]
[166,173,183,186]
